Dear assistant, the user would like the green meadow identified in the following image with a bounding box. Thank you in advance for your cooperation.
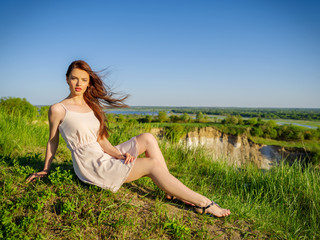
[0,99,320,239]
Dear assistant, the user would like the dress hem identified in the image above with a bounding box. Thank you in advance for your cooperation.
[111,136,139,192]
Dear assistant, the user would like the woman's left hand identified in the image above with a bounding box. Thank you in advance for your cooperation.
[122,152,135,164]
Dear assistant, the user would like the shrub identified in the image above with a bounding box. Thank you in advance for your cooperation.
[248,117,258,126]
[251,127,263,137]
[158,111,168,123]
[0,97,38,119]
[196,112,204,122]
[169,115,181,123]
[269,128,278,139]
[144,115,153,123]
[224,115,239,125]
[181,113,190,123]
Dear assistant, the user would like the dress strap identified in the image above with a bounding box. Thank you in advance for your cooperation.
[60,102,69,112]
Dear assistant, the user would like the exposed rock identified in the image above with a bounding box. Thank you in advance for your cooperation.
[151,127,308,169]
[150,128,164,138]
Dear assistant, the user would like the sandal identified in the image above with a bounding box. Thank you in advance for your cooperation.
[194,200,219,214]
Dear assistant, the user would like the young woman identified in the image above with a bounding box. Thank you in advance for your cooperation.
[26,60,231,217]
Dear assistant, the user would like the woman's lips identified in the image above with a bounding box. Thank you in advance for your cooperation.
[75,88,82,92]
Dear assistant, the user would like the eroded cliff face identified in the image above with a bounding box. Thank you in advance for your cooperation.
[151,127,307,169]
[183,127,275,169]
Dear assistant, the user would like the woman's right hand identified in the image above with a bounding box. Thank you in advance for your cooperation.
[121,152,136,164]
[26,170,48,183]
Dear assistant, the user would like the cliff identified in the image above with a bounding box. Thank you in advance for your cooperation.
[151,127,308,169]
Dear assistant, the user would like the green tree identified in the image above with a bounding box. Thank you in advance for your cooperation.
[269,128,278,139]
[279,125,302,141]
[248,118,258,126]
[158,111,168,123]
[250,127,263,137]
[181,113,190,123]
[144,115,153,123]
[261,120,277,138]
[237,115,244,125]
[223,115,238,124]
[204,114,209,123]
[169,115,180,123]
[196,112,204,122]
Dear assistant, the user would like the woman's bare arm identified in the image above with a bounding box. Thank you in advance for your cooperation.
[26,104,64,183]
[98,136,135,164]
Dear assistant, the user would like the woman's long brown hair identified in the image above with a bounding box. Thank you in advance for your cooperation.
[66,60,128,139]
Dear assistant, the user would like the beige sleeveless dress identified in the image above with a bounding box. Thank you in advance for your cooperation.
[58,103,138,192]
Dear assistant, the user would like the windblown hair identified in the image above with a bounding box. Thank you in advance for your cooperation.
[66,60,128,139]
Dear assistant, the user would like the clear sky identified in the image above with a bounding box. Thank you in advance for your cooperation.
[0,0,319,108]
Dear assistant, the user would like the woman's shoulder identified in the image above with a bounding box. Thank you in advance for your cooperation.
[49,102,66,119]
[50,102,65,112]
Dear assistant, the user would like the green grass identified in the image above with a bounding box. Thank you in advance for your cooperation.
[250,136,319,149]
[1,110,320,239]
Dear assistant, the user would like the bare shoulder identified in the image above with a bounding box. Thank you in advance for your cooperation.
[49,103,65,122]
[50,103,65,114]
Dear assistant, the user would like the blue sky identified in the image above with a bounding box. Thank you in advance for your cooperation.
[0,0,319,108]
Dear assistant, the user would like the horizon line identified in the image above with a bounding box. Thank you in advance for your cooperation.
[33,104,320,110]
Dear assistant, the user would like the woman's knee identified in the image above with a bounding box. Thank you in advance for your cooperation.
[147,158,166,176]
[137,133,157,147]
[142,133,157,144]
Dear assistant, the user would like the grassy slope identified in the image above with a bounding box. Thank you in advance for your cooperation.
[1,111,319,239]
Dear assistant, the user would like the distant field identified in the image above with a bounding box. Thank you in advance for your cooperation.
[126,106,320,121]
[273,119,320,128]
[109,107,320,129]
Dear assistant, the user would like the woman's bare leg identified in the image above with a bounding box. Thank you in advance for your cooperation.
[135,133,192,203]
[126,134,231,217]
[135,133,169,171]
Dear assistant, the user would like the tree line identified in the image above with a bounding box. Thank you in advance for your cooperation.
[1,97,319,143]
[171,107,320,121]
[111,111,320,142]
[221,115,320,142]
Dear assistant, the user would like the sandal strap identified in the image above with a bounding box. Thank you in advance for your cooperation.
[195,201,217,214]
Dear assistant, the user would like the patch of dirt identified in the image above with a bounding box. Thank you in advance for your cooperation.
[120,183,269,239]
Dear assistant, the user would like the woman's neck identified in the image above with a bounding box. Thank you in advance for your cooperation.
[66,94,87,106]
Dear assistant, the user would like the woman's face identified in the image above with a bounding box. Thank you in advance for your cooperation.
[66,68,90,96]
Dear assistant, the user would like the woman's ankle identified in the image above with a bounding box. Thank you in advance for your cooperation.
[197,199,212,207]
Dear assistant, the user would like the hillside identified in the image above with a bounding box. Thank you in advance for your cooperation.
[0,107,319,239]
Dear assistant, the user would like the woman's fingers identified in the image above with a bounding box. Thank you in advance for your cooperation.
[124,153,135,164]
[124,153,131,164]
[26,174,38,183]
[26,172,47,183]
[26,175,34,183]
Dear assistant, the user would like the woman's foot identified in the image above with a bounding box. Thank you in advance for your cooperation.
[195,201,231,218]
[165,194,195,206]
